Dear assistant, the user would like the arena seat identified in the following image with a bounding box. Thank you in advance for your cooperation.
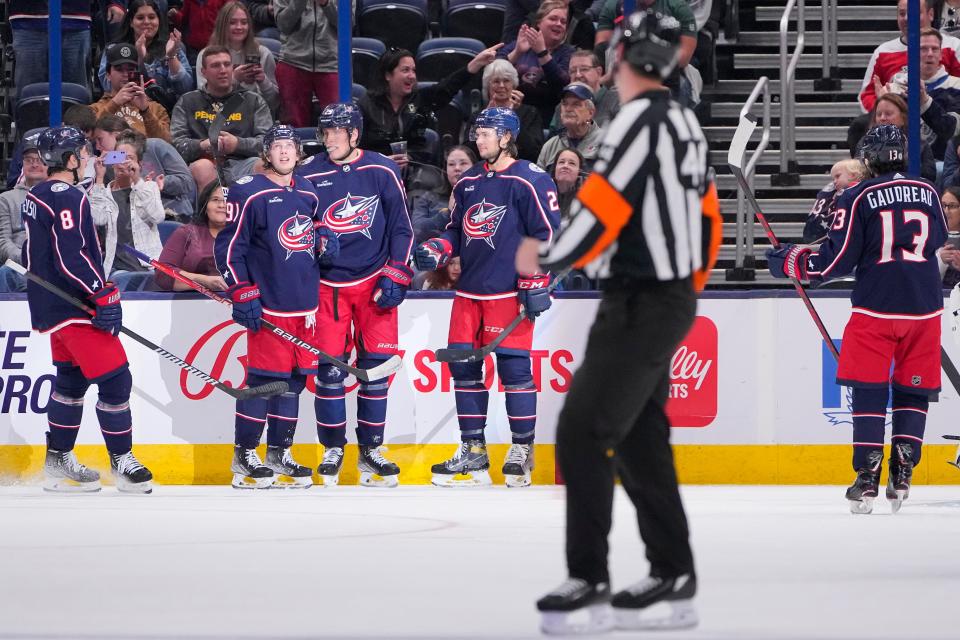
[442,0,506,48]
[415,37,485,84]
[352,37,387,87]
[15,83,91,135]
[357,0,429,54]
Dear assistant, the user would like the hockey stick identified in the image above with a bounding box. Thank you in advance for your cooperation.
[120,244,403,383]
[728,114,841,362]
[208,93,246,189]
[434,268,571,364]
[4,259,288,400]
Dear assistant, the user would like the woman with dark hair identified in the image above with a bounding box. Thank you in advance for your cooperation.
[357,44,502,172]
[98,0,193,101]
[550,147,585,223]
[846,93,937,181]
[409,145,478,244]
[153,181,229,291]
[938,185,960,287]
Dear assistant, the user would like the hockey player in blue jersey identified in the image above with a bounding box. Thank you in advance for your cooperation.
[215,125,338,489]
[22,127,153,493]
[413,107,560,487]
[298,103,414,487]
[768,125,948,514]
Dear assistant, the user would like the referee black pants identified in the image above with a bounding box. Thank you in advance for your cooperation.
[556,279,697,585]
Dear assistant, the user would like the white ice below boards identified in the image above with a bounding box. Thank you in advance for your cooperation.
[0,485,958,639]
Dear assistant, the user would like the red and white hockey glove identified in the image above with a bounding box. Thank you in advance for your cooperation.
[228,282,262,332]
[766,244,812,281]
[89,283,122,336]
[413,238,453,271]
[517,273,552,320]
[373,261,414,309]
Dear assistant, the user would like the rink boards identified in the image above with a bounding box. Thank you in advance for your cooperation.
[1,291,959,485]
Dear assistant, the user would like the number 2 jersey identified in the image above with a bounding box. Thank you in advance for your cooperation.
[440,160,560,297]
[215,173,322,316]
[807,172,948,318]
[21,180,108,332]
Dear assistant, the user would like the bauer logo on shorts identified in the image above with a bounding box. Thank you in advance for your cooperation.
[276,213,316,259]
[463,199,507,249]
[322,193,380,239]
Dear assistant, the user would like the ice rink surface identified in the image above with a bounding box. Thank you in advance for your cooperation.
[1,484,958,640]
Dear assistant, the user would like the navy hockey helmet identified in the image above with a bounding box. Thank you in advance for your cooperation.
[469,107,521,141]
[262,124,301,156]
[857,124,906,175]
[615,10,682,80]
[318,102,363,137]
[37,126,88,169]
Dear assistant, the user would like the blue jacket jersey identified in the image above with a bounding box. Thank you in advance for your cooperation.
[21,180,107,332]
[442,160,560,297]
[215,173,322,316]
[298,151,413,286]
[808,173,948,319]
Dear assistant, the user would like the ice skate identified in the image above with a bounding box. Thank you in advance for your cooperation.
[537,578,614,635]
[358,445,400,487]
[886,442,914,514]
[612,574,698,630]
[265,446,313,489]
[502,443,534,487]
[230,446,275,489]
[845,450,882,514]
[317,446,344,486]
[43,441,101,493]
[109,451,154,494]
[431,440,491,487]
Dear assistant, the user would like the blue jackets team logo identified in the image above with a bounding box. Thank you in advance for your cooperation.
[821,340,891,426]
[323,193,380,239]
[463,199,507,249]
[277,213,316,259]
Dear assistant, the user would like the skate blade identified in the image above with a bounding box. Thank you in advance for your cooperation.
[504,472,532,488]
[42,476,101,493]
[948,460,960,470]
[318,473,340,487]
[359,472,399,488]
[848,497,874,514]
[890,489,907,514]
[431,470,492,487]
[231,473,275,489]
[540,604,615,635]
[271,475,313,489]
[614,599,698,631]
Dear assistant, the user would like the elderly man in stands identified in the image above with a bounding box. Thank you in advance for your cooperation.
[549,49,619,130]
[91,43,172,143]
[860,0,960,112]
[537,82,605,171]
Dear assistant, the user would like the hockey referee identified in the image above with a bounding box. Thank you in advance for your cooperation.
[516,9,719,635]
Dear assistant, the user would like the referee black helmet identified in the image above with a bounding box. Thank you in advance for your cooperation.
[616,10,682,80]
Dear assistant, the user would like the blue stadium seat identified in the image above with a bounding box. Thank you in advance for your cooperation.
[158,221,182,246]
[15,83,91,134]
[257,37,281,58]
[353,83,368,101]
[358,0,429,54]
[352,37,387,87]
[415,37,484,84]
[295,127,318,141]
[442,0,506,48]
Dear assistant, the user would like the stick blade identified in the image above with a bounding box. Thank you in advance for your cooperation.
[435,348,485,363]
[237,380,289,399]
[359,354,404,382]
[943,434,960,441]
[727,113,758,171]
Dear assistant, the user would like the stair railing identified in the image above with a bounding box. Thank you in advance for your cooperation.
[816,0,840,91]
[731,76,771,278]
[776,0,804,185]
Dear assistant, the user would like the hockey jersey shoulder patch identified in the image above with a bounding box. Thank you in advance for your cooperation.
[235,175,254,185]
[51,182,70,193]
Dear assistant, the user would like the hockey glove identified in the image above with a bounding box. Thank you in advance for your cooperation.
[373,261,414,309]
[766,244,812,281]
[517,273,551,320]
[316,226,340,266]
[228,282,262,332]
[413,238,453,271]
[89,283,122,336]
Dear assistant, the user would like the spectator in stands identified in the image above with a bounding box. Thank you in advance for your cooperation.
[171,46,272,189]
[938,185,960,286]
[916,28,960,158]
[860,0,960,113]
[933,0,960,37]
[167,0,230,62]
[359,44,503,170]
[502,0,596,51]
[550,147,585,223]
[64,104,98,138]
[8,0,104,96]
[197,2,280,114]
[413,257,462,290]
[463,60,544,162]
[848,93,938,181]
[549,49,619,130]
[273,0,352,127]
[99,0,194,108]
[154,181,230,291]
[0,132,47,292]
[410,145,478,244]
[499,0,576,123]
[537,82,604,170]
[247,0,280,37]
[803,159,868,243]
[92,43,173,142]
[94,135,166,279]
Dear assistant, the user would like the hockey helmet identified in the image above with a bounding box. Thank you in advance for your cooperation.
[469,107,520,142]
[37,126,88,169]
[262,124,302,156]
[318,102,363,137]
[614,10,682,80]
[857,124,906,175]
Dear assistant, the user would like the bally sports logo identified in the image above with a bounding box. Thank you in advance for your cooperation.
[323,193,380,239]
[276,213,316,259]
[665,317,718,428]
[463,199,507,249]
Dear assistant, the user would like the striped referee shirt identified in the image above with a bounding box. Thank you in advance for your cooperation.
[539,89,709,283]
